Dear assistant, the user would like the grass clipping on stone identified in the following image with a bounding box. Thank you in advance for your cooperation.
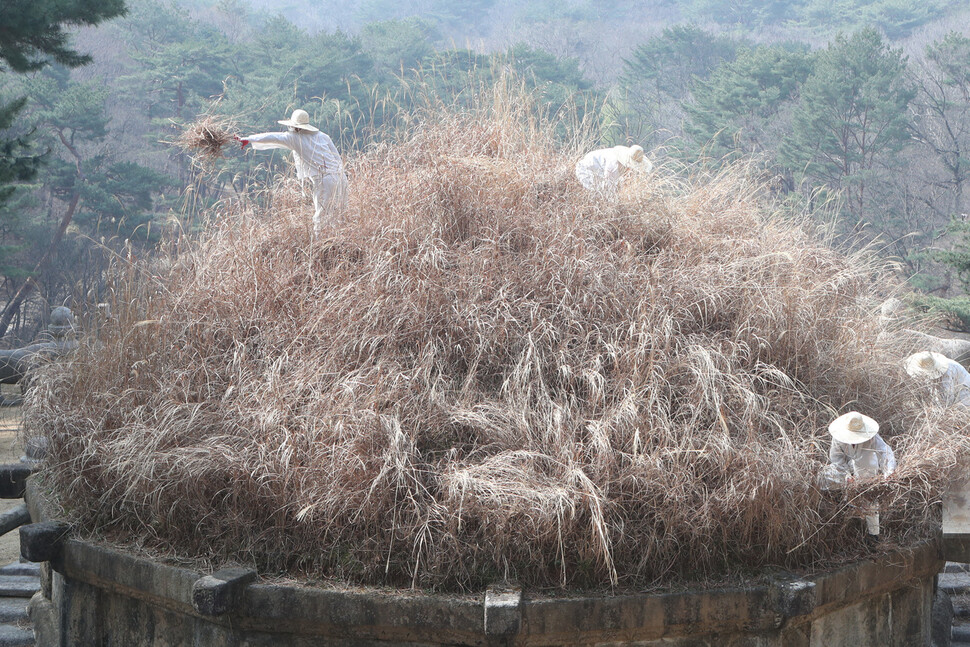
[26,95,970,593]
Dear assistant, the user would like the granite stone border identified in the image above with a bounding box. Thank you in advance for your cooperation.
[22,477,945,646]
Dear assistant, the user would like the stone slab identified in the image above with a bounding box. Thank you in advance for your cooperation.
[26,593,54,647]
[59,538,199,608]
[955,625,970,641]
[953,595,970,618]
[239,583,485,642]
[0,600,27,624]
[940,573,970,595]
[945,536,970,564]
[0,566,37,579]
[934,589,954,646]
[0,624,32,646]
[484,587,521,635]
[809,593,889,647]
[19,523,69,564]
[0,578,39,599]
[772,578,817,617]
[0,508,29,539]
[192,567,257,616]
[0,466,31,500]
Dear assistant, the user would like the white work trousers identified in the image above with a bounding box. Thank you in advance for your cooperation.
[309,174,349,233]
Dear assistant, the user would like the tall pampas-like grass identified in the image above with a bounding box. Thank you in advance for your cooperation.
[25,85,970,592]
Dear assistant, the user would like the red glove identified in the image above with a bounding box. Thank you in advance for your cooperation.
[234,134,249,149]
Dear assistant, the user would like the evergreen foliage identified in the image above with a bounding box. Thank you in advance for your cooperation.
[780,28,913,224]
[800,0,952,39]
[936,218,970,296]
[621,25,742,106]
[685,44,812,161]
[0,0,128,215]
[76,161,173,241]
[359,18,437,81]
[0,0,129,335]
[908,293,970,333]
[0,0,127,72]
[683,0,807,27]
[0,95,40,208]
[618,25,742,145]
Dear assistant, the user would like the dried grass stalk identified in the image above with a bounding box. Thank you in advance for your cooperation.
[25,87,970,593]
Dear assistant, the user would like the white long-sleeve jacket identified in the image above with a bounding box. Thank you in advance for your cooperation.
[829,434,896,479]
[575,148,624,192]
[938,358,970,407]
[245,130,344,180]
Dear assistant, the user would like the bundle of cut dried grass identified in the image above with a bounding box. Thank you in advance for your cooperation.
[25,87,970,593]
[174,115,236,163]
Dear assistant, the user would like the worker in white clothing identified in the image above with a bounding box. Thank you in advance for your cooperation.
[236,109,348,234]
[905,351,970,407]
[820,411,895,536]
[574,144,653,193]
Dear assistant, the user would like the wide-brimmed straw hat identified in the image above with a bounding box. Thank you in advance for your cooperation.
[904,351,948,379]
[828,411,879,445]
[278,109,319,132]
[615,145,653,173]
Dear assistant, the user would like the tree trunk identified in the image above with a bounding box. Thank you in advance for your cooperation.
[0,190,81,339]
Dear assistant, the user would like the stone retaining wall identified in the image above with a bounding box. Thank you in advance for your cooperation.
[22,479,943,646]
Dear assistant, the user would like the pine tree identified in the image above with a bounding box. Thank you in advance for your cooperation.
[0,0,126,73]
[780,28,913,224]
[618,25,741,145]
[685,43,813,162]
[0,0,129,338]
[0,0,128,213]
[0,95,39,208]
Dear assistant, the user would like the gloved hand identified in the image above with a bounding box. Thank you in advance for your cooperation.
[233,134,249,149]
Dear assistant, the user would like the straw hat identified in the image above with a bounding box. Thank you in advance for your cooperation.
[828,411,879,445]
[904,351,948,379]
[278,109,319,132]
[615,145,653,173]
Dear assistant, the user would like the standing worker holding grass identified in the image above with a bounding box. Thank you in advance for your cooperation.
[236,109,348,234]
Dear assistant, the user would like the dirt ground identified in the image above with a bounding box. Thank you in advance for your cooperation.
[0,400,26,566]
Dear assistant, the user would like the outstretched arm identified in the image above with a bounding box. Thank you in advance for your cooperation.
[239,132,296,152]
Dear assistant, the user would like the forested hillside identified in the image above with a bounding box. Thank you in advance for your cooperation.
[2,0,970,340]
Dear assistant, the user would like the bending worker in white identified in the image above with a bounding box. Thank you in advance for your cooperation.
[236,109,348,234]
[575,144,653,194]
[905,351,970,408]
[820,411,896,536]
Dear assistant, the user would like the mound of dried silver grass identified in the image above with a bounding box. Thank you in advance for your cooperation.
[26,88,970,593]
